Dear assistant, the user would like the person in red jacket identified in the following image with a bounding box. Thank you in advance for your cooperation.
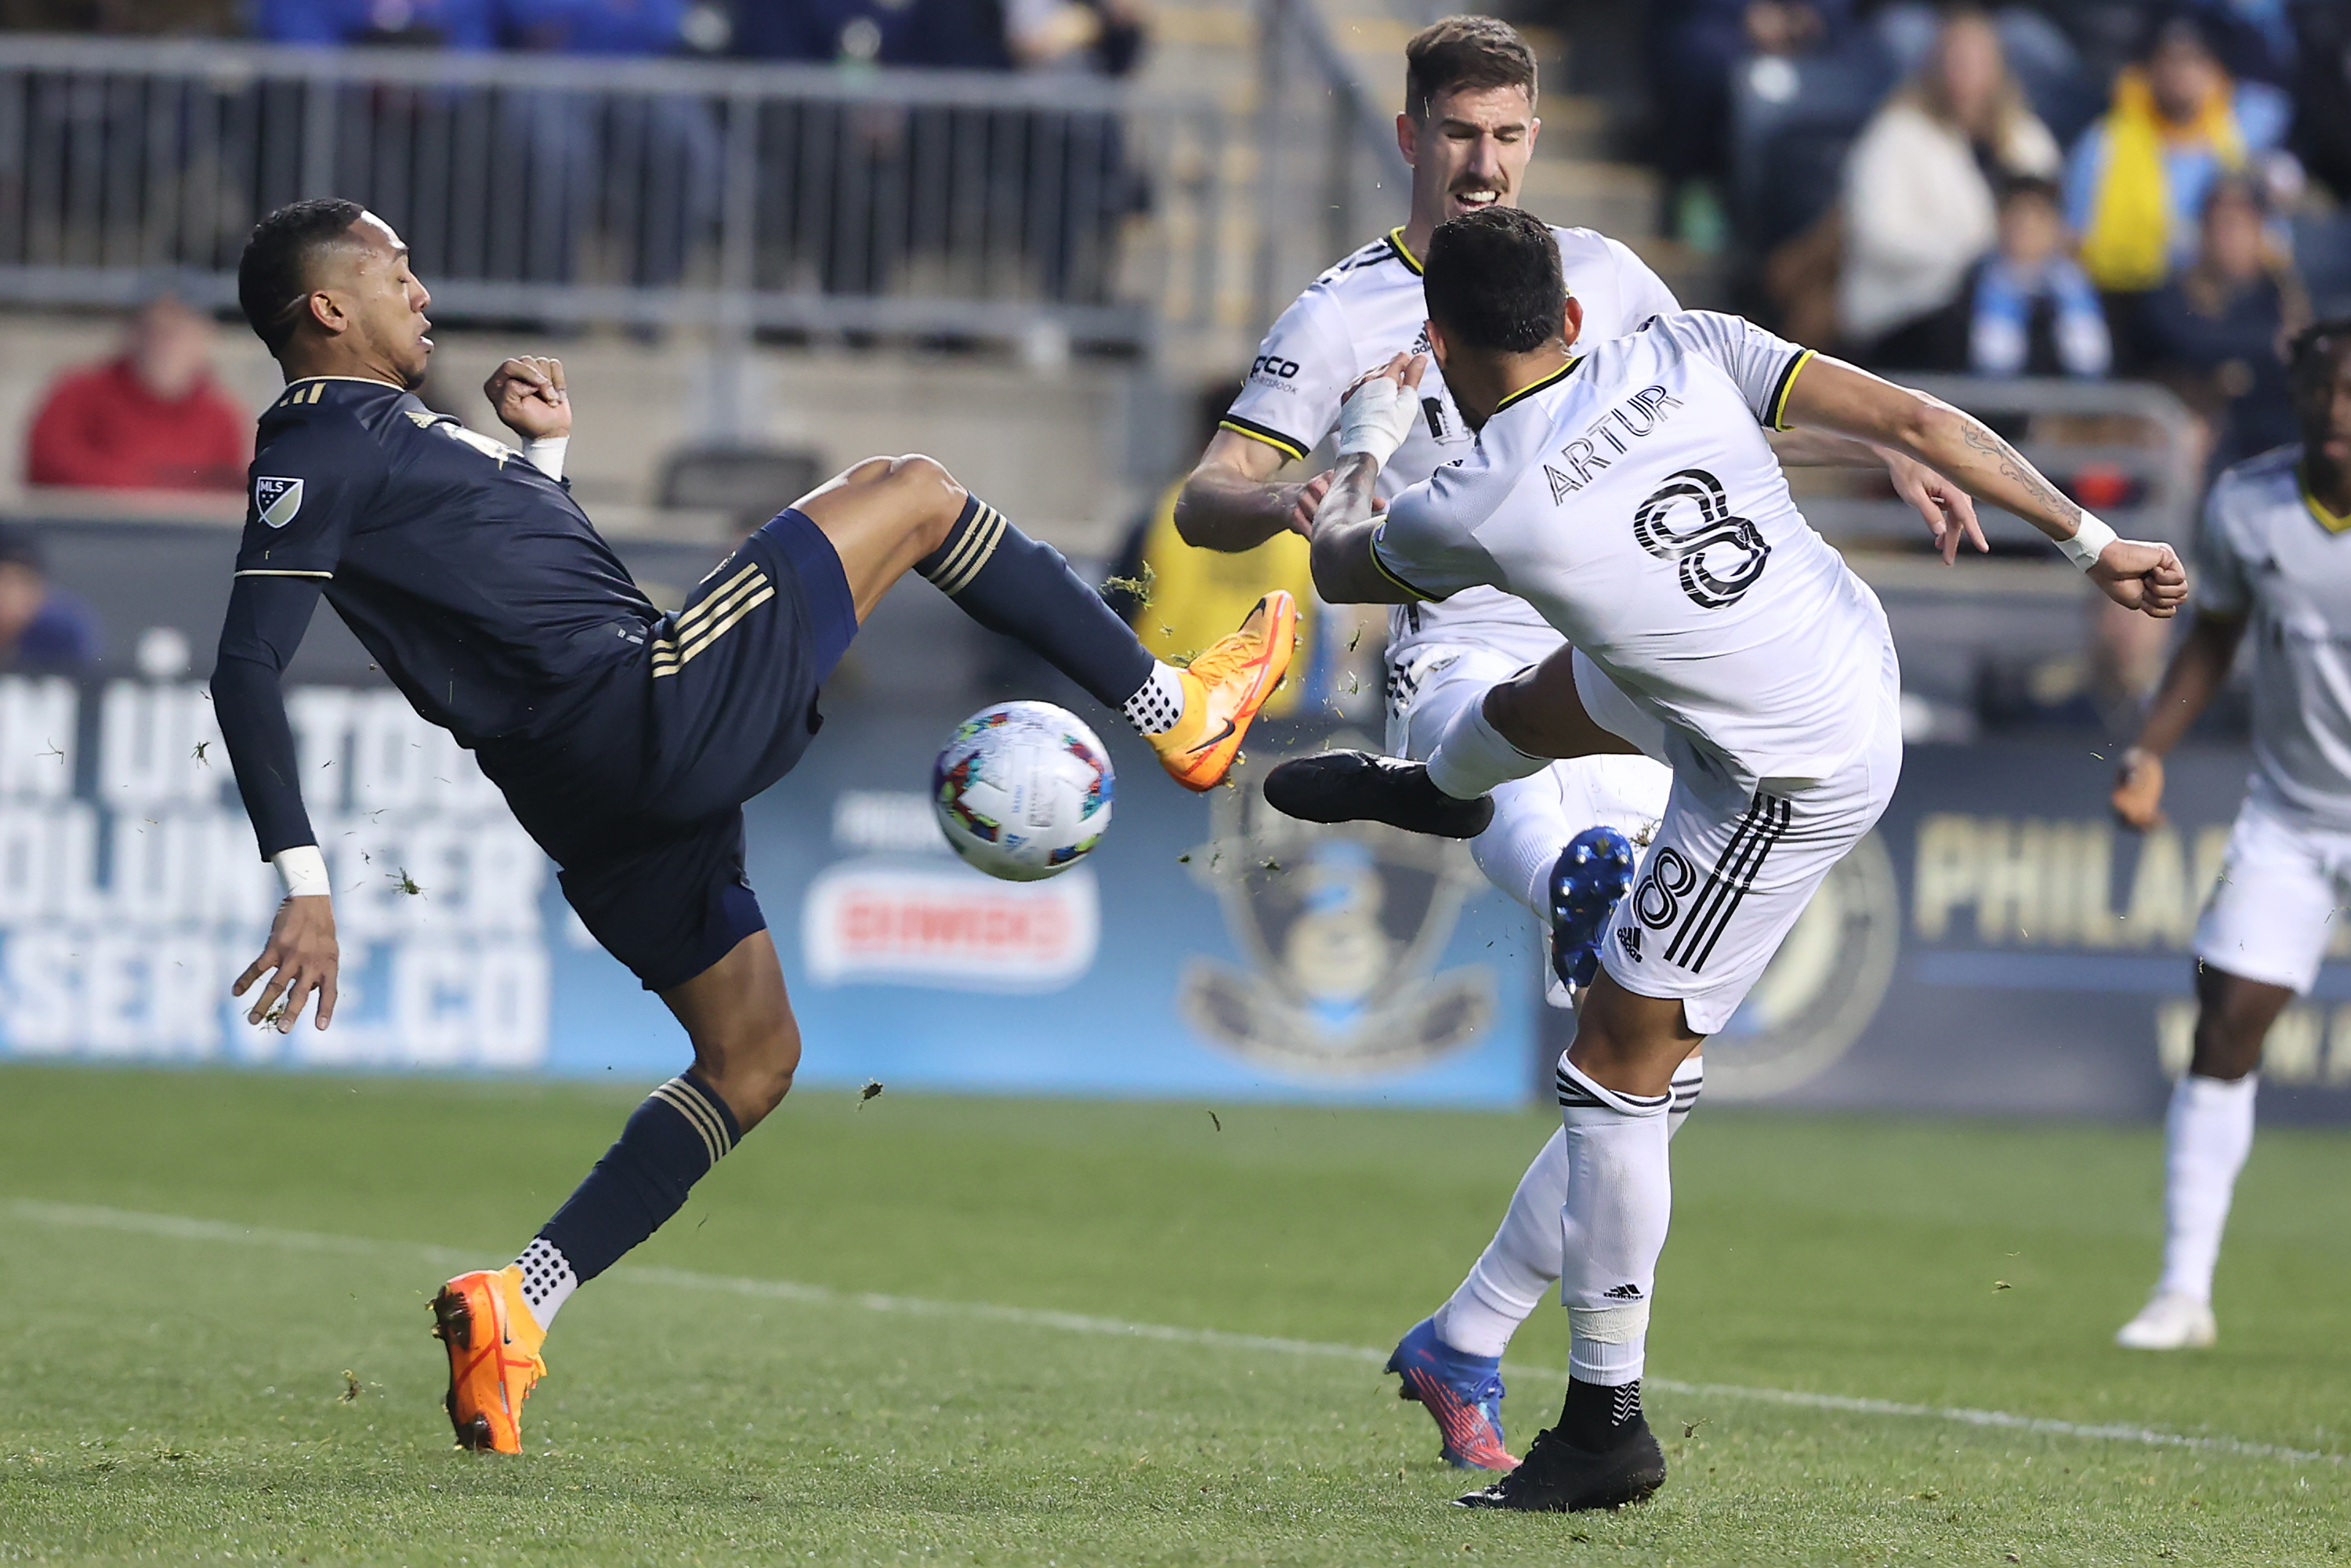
[26,294,252,492]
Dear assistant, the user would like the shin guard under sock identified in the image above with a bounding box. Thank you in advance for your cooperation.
[2156,1072,2259,1303]
[916,494,1154,710]
[531,1073,741,1311]
[1433,1056,1703,1361]
[1556,1056,1671,1388]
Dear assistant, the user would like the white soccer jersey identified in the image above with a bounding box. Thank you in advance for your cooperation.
[1221,225,1680,667]
[1371,311,1896,791]
[2200,447,2351,832]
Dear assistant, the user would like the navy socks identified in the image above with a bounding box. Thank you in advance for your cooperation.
[916,494,1154,710]
[527,1073,741,1313]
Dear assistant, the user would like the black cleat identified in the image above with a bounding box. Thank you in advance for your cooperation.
[1261,751,1495,838]
[1451,1415,1666,1512]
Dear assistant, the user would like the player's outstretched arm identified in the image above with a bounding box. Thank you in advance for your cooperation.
[1176,429,1339,552]
[1768,428,1987,565]
[213,574,339,1033]
[2111,611,2246,830]
[1781,356,2188,617]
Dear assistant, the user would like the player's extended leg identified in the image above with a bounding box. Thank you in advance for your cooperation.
[792,454,1291,790]
[2117,963,2286,1350]
[1451,976,1694,1512]
[434,932,795,1453]
[1392,1056,1702,1471]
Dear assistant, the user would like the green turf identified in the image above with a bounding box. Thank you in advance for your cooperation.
[2,1063,2347,1566]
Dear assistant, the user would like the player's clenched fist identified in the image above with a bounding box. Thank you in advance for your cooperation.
[484,355,571,442]
[2088,538,2189,618]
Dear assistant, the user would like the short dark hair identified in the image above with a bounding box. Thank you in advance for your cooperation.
[1404,16,1537,122]
[1995,173,2061,208]
[1423,206,1563,355]
[2289,318,2351,388]
[237,197,367,355]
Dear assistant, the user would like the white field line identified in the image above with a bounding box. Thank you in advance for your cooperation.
[5,1197,2339,1468]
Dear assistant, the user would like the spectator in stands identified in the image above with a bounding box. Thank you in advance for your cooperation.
[2144,172,2309,473]
[0,527,99,677]
[1648,0,1857,245]
[0,0,236,31]
[499,0,719,292]
[2291,0,2351,205]
[1004,0,1146,76]
[1963,175,2112,378]
[253,0,495,47]
[733,0,1016,67]
[26,293,249,494]
[2066,13,2291,361]
[1837,8,2060,367]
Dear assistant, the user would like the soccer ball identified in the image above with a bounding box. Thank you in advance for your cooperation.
[933,701,1114,881]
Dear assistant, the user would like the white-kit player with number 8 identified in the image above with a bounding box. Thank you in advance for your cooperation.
[1278,205,2187,1512]
[1175,15,1987,1476]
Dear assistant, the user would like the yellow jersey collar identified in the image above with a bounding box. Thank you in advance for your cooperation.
[2300,465,2351,534]
[1491,357,1581,417]
[1386,226,1423,276]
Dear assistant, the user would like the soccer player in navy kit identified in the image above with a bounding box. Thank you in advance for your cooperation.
[212,199,1295,1452]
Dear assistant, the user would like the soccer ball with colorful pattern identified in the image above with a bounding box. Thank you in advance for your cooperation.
[932,701,1114,881]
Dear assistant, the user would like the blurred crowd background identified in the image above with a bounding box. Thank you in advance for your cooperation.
[0,0,2324,748]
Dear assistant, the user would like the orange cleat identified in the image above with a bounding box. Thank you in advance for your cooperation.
[430,1266,545,1454]
[1148,590,1296,792]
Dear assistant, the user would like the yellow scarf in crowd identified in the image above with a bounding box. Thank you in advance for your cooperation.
[2078,67,2245,293]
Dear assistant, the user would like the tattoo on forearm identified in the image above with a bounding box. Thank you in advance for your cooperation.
[1958,418,2080,530]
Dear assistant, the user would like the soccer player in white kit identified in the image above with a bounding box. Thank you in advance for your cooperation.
[1287,207,2186,1510]
[2109,320,2351,1351]
[1173,15,1985,1473]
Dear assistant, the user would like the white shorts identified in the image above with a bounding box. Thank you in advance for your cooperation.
[2193,795,2351,994]
[1596,661,1903,1035]
[1387,643,1673,863]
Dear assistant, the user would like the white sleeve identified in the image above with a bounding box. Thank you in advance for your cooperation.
[1368,462,1503,602]
[1221,288,1354,463]
[2194,482,2251,621]
[1657,310,1815,429]
[1608,236,1682,325]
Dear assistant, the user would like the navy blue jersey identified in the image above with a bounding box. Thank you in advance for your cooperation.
[236,375,660,747]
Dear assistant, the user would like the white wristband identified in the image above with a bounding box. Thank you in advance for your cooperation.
[1336,378,1418,469]
[523,436,568,481]
[2058,512,2117,571]
[273,845,331,900]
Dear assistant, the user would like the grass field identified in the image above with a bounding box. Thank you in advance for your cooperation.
[2,1063,2347,1566]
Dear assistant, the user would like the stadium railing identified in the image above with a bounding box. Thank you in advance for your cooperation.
[0,34,1240,357]
[1795,375,2203,552]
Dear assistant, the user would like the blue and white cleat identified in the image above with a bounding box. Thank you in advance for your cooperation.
[1549,827,1637,992]
[1387,1316,1517,1471]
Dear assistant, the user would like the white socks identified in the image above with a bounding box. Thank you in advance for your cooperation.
[516,1236,579,1327]
[1554,1058,1674,1385]
[1473,774,1579,921]
[1434,1058,1701,1360]
[2155,1072,2259,1305]
[1121,662,1187,736]
[1427,697,1549,800]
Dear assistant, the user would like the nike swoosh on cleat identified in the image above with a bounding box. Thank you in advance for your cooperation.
[1184,719,1237,756]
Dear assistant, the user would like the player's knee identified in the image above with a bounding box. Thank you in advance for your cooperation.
[2189,1012,2266,1081]
[882,453,967,552]
[697,1013,801,1129]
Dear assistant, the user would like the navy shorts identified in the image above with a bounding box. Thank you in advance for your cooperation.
[538,508,857,992]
